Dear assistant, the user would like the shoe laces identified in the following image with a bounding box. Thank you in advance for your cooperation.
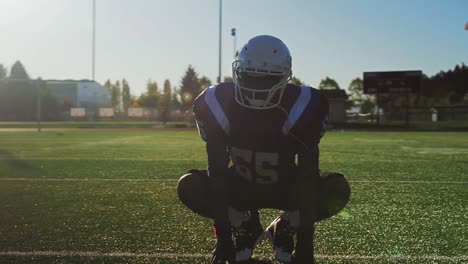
[273,217,296,252]
[234,218,262,249]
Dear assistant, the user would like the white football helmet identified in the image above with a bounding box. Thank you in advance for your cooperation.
[232,35,292,109]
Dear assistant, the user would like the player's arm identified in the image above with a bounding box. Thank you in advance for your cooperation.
[205,138,231,227]
[194,102,231,225]
[297,144,320,219]
[193,96,235,263]
[294,92,328,260]
[205,139,235,263]
[296,92,329,219]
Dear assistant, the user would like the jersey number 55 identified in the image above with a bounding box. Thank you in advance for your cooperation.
[230,147,279,184]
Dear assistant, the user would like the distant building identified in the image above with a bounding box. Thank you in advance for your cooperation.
[47,80,110,113]
[319,89,348,124]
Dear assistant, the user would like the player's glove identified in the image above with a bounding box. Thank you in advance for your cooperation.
[211,236,236,264]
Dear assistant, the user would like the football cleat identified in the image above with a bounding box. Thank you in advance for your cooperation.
[265,216,297,263]
[211,234,236,264]
[233,211,265,262]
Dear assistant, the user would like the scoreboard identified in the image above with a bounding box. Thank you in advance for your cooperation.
[363,71,422,94]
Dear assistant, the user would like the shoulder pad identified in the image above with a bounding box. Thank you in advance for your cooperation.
[193,84,231,136]
[282,86,320,134]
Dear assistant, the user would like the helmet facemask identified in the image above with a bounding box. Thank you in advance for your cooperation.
[233,60,291,110]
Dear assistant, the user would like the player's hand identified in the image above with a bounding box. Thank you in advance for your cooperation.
[211,237,236,264]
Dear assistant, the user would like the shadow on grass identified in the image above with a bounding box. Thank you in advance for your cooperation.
[0,149,43,178]
[0,149,34,169]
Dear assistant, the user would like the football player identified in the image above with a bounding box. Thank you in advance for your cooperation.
[177,35,350,264]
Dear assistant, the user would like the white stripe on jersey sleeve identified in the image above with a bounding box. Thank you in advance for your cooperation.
[204,85,231,135]
[282,85,312,135]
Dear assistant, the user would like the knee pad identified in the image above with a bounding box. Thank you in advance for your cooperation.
[177,170,213,218]
[316,172,351,221]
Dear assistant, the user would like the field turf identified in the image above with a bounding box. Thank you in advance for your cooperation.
[0,130,467,263]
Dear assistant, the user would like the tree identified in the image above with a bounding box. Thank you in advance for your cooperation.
[171,90,181,110]
[420,64,468,105]
[122,79,131,111]
[348,77,363,110]
[9,61,29,79]
[163,80,171,95]
[223,76,233,82]
[290,76,304,86]
[199,76,212,90]
[138,80,159,108]
[104,79,112,90]
[348,78,364,104]
[130,97,140,107]
[347,78,377,113]
[0,79,35,120]
[146,79,159,96]
[178,65,202,111]
[159,79,172,123]
[0,64,7,79]
[111,80,121,111]
[361,98,375,114]
[318,77,340,90]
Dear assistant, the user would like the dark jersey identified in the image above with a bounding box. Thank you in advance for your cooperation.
[193,82,328,187]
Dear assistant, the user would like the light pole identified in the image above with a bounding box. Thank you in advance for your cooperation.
[217,0,222,83]
[231,28,237,57]
[92,0,96,81]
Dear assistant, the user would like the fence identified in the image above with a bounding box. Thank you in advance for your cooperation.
[346,105,468,129]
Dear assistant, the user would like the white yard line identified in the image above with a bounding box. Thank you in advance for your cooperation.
[0,157,198,161]
[0,178,467,184]
[0,251,467,261]
[0,251,207,259]
[350,180,468,184]
[0,178,177,182]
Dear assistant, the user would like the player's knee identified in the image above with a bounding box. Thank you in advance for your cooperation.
[177,170,213,218]
[317,172,351,221]
[322,172,351,200]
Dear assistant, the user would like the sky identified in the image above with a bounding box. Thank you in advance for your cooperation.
[0,0,467,96]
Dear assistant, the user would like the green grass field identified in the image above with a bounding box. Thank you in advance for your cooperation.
[0,121,195,129]
[0,130,467,263]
